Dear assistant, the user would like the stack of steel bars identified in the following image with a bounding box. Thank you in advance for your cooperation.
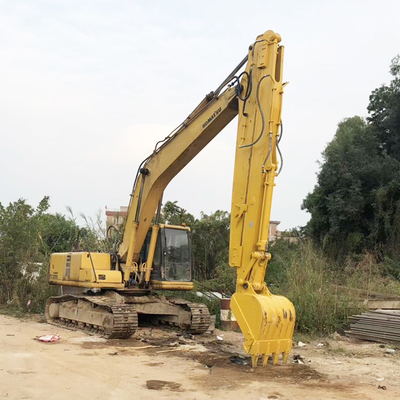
[346,310,400,344]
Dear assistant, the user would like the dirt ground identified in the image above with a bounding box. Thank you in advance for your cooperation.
[1,314,400,399]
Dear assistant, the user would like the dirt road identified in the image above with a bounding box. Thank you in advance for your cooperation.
[1,314,400,399]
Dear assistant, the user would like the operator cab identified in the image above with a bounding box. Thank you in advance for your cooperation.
[140,225,192,282]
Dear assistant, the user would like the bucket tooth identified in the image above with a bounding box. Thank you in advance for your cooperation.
[251,355,259,368]
[272,353,280,365]
[262,354,269,366]
[282,351,289,363]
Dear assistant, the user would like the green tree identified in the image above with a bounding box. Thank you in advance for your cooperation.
[162,201,195,226]
[38,213,78,255]
[368,55,400,161]
[303,117,383,257]
[0,197,80,309]
[303,56,400,269]
[192,210,230,280]
[0,198,40,302]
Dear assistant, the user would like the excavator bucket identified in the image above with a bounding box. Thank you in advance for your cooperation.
[231,291,295,367]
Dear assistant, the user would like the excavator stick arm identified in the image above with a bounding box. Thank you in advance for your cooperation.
[229,30,296,366]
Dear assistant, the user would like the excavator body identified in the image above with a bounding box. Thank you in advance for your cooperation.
[46,30,295,366]
[49,225,193,290]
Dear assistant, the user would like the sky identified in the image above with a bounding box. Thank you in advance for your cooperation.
[1,0,400,230]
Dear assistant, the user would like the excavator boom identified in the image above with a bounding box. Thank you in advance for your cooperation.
[118,86,239,266]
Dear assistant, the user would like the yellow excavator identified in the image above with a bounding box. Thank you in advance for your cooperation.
[46,30,295,367]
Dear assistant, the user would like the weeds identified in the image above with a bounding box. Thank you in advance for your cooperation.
[344,252,400,295]
[270,240,365,335]
[4,263,57,314]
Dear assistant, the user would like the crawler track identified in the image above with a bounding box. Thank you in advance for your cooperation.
[45,295,138,339]
[167,298,211,333]
[45,294,210,337]
[187,303,211,334]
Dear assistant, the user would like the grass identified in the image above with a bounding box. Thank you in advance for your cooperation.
[269,241,365,335]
